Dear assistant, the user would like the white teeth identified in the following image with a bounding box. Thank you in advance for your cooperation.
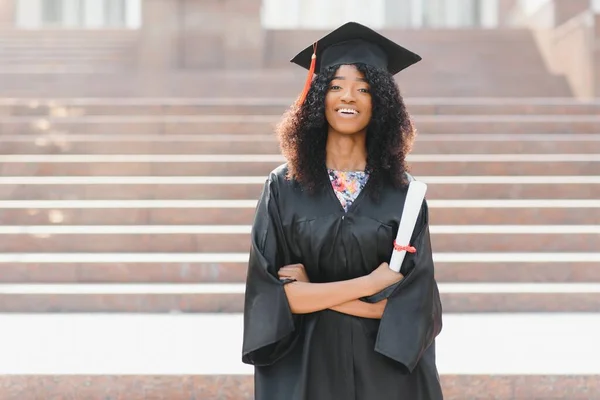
[338,108,358,114]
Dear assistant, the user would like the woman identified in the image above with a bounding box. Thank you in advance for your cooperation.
[242,22,444,400]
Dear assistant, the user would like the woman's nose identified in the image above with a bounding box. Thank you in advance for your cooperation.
[340,88,355,102]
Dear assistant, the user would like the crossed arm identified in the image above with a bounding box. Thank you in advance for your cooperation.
[278,263,398,319]
[330,297,388,319]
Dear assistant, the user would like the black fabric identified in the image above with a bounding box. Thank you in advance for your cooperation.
[242,164,444,400]
[290,21,422,75]
[320,38,389,72]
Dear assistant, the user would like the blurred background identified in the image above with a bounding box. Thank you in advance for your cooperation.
[0,0,598,399]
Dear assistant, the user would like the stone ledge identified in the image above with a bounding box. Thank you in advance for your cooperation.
[0,291,598,313]
[0,375,598,400]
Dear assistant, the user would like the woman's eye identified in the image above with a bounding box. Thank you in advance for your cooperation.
[359,88,370,93]
[330,85,341,90]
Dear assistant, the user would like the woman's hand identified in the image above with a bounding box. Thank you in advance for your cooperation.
[330,298,388,319]
[366,262,404,294]
[278,263,310,283]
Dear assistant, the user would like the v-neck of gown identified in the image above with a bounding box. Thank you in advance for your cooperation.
[327,169,370,213]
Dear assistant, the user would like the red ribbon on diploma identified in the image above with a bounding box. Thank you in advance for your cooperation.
[393,240,416,253]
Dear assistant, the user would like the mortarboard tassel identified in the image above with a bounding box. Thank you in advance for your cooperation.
[296,42,318,107]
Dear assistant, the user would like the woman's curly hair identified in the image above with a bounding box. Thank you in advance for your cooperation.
[276,63,416,199]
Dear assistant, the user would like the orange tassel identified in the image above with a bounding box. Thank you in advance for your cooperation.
[296,42,318,107]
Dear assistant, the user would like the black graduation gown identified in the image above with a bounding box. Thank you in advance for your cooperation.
[242,164,444,400]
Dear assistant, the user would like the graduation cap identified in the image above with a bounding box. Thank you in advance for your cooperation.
[291,22,422,105]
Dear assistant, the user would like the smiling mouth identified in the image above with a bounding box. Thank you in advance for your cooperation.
[336,108,359,115]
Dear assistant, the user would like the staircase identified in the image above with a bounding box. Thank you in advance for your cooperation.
[0,97,599,398]
[265,28,574,97]
[0,28,575,98]
[0,29,138,73]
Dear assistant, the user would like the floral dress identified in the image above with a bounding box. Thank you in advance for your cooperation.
[327,169,370,212]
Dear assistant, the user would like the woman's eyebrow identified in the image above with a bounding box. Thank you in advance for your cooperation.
[332,76,368,82]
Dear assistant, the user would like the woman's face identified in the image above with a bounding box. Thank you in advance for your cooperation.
[324,64,373,136]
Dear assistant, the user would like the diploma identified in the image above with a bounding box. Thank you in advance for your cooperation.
[389,180,427,273]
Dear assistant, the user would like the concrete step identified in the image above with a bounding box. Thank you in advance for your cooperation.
[0,282,598,312]
[1,259,598,284]
[0,28,137,37]
[0,43,136,48]
[0,66,128,74]
[0,70,572,97]
[0,225,596,252]
[0,313,597,398]
[0,37,135,43]
[0,54,130,62]
[1,252,597,281]
[0,61,130,69]
[1,115,599,134]
[266,27,544,53]
[0,176,597,200]
[0,48,131,54]
[2,134,600,155]
[3,375,595,400]
[1,199,597,225]
[265,29,571,97]
[1,97,599,116]
[0,154,597,176]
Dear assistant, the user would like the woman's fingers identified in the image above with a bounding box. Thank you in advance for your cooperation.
[278,264,308,282]
[282,263,305,270]
[278,269,300,277]
[278,264,304,274]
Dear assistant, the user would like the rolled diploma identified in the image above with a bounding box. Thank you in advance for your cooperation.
[389,180,428,272]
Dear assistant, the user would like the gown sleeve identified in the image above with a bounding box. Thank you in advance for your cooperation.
[362,199,443,373]
[241,175,302,366]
